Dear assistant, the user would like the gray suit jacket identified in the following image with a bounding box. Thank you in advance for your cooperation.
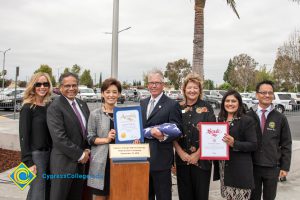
[47,95,90,174]
[87,108,111,190]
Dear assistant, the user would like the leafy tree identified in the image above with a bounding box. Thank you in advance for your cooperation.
[0,79,12,88]
[99,72,102,88]
[71,64,81,75]
[18,81,27,88]
[203,79,214,90]
[227,54,257,92]
[34,64,56,86]
[223,59,234,83]
[143,72,148,87]
[63,67,70,74]
[255,65,274,84]
[80,69,93,88]
[192,0,239,80]
[164,59,192,90]
[274,29,300,91]
[122,81,131,89]
[218,82,233,90]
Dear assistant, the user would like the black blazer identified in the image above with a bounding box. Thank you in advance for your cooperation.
[47,95,90,174]
[141,94,182,171]
[214,115,257,189]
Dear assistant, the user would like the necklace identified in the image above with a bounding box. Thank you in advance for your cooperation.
[103,105,114,121]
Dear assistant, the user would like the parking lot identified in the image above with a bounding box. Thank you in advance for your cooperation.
[1,100,299,141]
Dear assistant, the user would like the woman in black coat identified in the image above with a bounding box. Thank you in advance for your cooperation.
[214,90,257,200]
[173,73,216,200]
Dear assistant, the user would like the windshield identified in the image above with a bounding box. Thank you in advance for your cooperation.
[277,94,292,100]
[80,88,94,93]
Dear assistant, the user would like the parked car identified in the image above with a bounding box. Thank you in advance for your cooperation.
[290,93,300,104]
[203,95,221,109]
[95,88,102,102]
[0,88,25,111]
[252,92,297,113]
[137,90,151,101]
[165,90,184,101]
[117,93,126,104]
[76,87,98,102]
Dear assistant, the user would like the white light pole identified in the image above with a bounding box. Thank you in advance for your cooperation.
[111,0,119,79]
[0,48,11,90]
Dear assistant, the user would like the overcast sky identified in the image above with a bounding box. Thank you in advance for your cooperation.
[0,0,300,85]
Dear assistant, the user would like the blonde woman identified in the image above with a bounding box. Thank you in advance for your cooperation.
[19,72,52,200]
[173,73,216,200]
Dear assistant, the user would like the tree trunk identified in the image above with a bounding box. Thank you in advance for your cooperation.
[192,0,205,81]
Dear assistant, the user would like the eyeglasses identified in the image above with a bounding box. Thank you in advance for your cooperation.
[34,82,50,87]
[148,82,163,86]
[258,91,274,96]
[62,84,78,89]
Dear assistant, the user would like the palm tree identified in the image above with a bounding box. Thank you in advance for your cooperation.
[192,0,239,81]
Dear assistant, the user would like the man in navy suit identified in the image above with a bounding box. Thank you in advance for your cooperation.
[140,69,182,200]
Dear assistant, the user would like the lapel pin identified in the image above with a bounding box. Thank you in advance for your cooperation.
[159,105,161,109]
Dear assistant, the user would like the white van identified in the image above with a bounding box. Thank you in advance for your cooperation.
[76,87,97,102]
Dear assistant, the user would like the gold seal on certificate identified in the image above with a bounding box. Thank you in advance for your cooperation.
[114,106,144,143]
[198,122,229,160]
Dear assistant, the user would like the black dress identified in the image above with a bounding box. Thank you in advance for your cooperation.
[175,98,216,200]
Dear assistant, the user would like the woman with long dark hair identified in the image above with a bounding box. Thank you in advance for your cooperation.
[214,90,257,200]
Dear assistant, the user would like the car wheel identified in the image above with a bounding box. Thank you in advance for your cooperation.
[15,102,22,111]
[276,105,285,113]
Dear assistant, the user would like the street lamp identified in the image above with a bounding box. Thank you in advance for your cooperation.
[0,48,11,90]
[108,0,132,79]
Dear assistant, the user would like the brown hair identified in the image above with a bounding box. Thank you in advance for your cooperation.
[23,72,52,106]
[181,73,203,100]
[101,78,122,93]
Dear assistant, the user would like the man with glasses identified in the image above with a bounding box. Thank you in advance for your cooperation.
[247,80,292,200]
[47,72,90,200]
[140,69,182,200]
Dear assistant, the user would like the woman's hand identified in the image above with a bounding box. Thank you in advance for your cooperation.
[107,129,116,143]
[133,139,140,144]
[222,134,235,147]
[188,149,200,165]
[29,165,37,175]
[179,151,191,162]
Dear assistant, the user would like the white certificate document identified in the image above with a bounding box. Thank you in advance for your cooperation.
[199,122,229,160]
[114,107,143,143]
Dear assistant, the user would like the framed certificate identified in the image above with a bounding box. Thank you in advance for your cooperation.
[199,122,229,160]
[114,106,144,144]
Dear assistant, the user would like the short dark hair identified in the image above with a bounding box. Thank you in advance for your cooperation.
[59,72,79,86]
[101,78,122,93]
[256,80,274,92]
[218,89,245,121]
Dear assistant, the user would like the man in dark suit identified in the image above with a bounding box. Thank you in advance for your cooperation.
[140,69,182,200]
[248,80,292,200]
[47,72,90,200]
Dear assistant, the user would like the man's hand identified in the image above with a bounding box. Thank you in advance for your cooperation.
[279,170,288,178]
[150,127,164,140]
[29,165,37,175]
[79,149,90,164]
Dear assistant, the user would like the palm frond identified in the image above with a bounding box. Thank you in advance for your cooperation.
[226,0,240,19]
